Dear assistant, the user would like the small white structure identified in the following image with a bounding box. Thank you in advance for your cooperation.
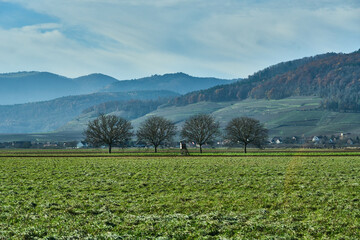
[312,136,320,142]
[77,142,84,148]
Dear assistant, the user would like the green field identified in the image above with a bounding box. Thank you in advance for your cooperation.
[0,151,359,239]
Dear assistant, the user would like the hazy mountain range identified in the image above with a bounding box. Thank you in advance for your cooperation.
[0,72,235,105]
[0,50,359,141]
[100,73,237,94]
[61,50,360,139]
[0,72,118,105]
[0,91,178,133]
[0,72,234,134]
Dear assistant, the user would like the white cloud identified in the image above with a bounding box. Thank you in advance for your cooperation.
[0,0,359,79]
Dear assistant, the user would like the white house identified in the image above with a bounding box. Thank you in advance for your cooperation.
[312,136,320,142]
[77,142,84,148]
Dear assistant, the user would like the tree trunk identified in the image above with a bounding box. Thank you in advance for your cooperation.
[108,144,112,154]
[200,144,203,153]
[154,145,157,153]
[244,143,247,153]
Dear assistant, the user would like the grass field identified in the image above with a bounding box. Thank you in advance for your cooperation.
[0,150,359,239]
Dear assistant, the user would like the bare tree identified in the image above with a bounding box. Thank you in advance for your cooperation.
[84,114,133,153]
[181,114,220,153]
[136,116,176,153]
[225,117,268,153]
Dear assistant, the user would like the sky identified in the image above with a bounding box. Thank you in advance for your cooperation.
[0,0,359,80]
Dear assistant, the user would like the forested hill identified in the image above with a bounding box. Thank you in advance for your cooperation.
[0,72,118,105]
[100,72,237,94]
[0,90,178,133]
[169,50,360,111]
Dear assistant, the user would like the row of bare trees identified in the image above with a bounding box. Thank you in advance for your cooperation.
[84,114,267,153]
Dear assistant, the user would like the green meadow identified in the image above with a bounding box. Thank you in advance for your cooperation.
[0,151,359,239]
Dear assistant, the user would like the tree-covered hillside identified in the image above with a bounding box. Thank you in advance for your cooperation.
[169,50,360,111]
[101,72,237,94]
[0,90,178,133]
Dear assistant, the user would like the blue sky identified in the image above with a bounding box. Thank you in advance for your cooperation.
[0,0,359,79]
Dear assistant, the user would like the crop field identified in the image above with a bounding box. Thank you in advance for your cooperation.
[0,150,359,239]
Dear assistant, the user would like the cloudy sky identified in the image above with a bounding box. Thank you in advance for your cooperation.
[0,0,359,79]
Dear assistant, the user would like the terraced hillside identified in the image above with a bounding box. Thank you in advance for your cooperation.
[53,96,360,141]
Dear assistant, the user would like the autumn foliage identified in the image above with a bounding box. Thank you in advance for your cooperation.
[169,50,360,111]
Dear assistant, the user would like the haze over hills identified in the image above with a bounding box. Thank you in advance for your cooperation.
[0,91,178,133]
[100,72,238,94]
[59,50,360,140]
[0,72,235,134]
[0,71,235,134]
[0,72,119,105]
[0,72,235,105]
[0,50,360,141]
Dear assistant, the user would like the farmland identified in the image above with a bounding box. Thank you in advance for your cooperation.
[0,150,359,239]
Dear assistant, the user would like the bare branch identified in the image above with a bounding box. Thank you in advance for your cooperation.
[225,117,268,153]
[84,114,133,153]
[136,116,177,153]
[181,114,220,153]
